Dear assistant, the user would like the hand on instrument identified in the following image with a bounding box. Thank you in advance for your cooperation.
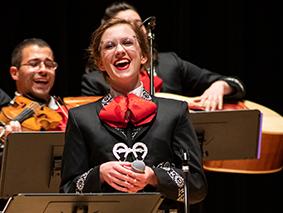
[192,80,232,111]
[5,121,22,134]
[0,121,22,143]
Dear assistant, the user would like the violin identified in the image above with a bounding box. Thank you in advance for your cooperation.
[0,95,62,132]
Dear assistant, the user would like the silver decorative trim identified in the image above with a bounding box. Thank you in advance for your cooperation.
[167,169,184,188]
[224,77,245,92]
[112,142,148,161]
[75,168,93,193]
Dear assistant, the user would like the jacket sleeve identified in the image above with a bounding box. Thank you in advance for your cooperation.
[0,88,11,109]
[60,109,102,193]
[175,52,245,100]
[152,101,208,204]
[158,52,245,100]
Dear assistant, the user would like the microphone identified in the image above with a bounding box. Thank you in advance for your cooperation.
[142,16,156,30]
[131,160,145,173]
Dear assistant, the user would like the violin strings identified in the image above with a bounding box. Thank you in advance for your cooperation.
[13,102,40,123]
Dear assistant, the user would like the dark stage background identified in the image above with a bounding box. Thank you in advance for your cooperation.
[0,0,282,212]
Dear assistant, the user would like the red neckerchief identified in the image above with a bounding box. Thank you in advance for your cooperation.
[99,93,157,128]
[140,70,163,93]
[54,106,68,131]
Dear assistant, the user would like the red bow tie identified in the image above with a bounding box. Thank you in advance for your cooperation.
[99,94,157,128]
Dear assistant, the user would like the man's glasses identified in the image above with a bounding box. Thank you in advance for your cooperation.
[19,58,58,70]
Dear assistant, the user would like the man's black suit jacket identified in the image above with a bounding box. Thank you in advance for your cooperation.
[0,88,11,109]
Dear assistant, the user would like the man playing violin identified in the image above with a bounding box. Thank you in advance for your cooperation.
[0,38,68,139]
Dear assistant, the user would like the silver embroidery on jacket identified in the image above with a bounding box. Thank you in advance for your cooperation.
[75,168,93,193]
[157,162,185,201]
[112,142,148,161]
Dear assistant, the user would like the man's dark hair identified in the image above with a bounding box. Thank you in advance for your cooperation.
[11,38,52,68]
[102,1,137,24]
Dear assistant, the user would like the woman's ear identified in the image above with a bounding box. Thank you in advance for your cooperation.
[140,56,148,65]
[97,61,106,72]
[9,66,19,80]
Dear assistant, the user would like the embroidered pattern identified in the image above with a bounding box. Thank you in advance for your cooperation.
[101,94,113,106]
[116,126,142,139]
[157,162,184,187]
[101,88,152,107]
[177,187,185,202]
[157,161,185,201]
[75,168,93,193]
[112,142,148,161]
[167,168,184,188]
[141,89,152,101]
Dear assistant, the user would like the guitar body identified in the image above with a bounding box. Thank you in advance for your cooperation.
[203,133,283,174]
[203,100,283,174]
[63,96,102,109]
[155,93,283,174]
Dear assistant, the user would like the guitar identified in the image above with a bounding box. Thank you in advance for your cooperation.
[155,92,283,174]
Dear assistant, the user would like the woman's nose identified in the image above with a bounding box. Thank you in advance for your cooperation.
[115,43,126,56]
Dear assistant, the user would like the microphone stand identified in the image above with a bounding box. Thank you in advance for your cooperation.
[147,27,155,96]
[182,152,190,213]
[142,16,156,96]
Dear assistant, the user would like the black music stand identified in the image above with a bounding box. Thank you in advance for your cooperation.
[0,132,65,199]
[188,109,262,160]
[2,192,163,213]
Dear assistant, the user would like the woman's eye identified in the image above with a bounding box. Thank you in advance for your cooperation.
[104,42,116,49]
[122,39,134,46]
